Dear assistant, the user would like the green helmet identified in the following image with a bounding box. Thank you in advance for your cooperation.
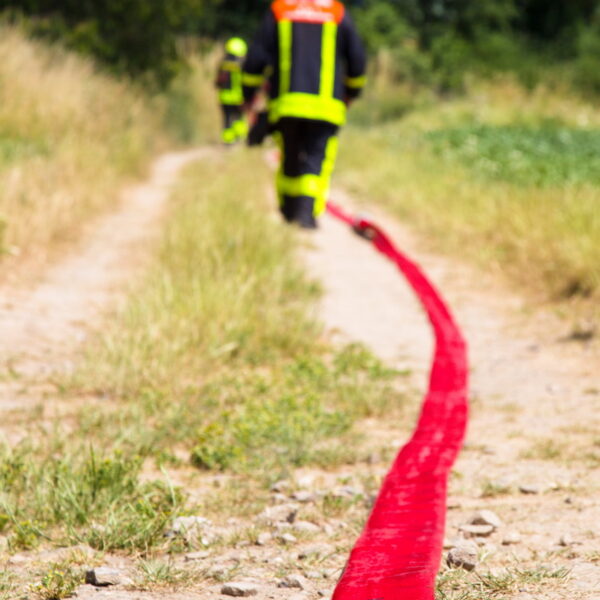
[225,37,247,58]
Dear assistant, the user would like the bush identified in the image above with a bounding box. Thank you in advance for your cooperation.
[575,23,600,95]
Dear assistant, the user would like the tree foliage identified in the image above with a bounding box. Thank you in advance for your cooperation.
[0,0,598,91]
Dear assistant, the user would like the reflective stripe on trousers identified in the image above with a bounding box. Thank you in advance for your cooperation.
[274,120,339,217]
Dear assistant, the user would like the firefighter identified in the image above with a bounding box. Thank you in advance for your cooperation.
[216,37,249,145]
[242,0,366,229]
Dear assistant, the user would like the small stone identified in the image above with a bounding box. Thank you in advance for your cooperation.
[221,582,259,597]
[185,550,210,561]
[256,532,272,546]
[306,570,322,579]
[298,543,335,559]
[270,480,291,493]
[559,534,574,547]
[318,590,332,598]
[459,524,495,538]
[278,574,308,590]
[502,532,522,546]
[366,453,381,464]
[444,536,465,549]
[334,486,361,499]
[166,516,211,541]
[447,542,478,571]
[293,521,321,535]
[85,567,131,587]
[468,510,502,529]
[519,485,540,495]
[258,503,299,524]
[292,490,316,503]
[279,533,298,544]
[322,569,338,579]
[297,474,316,487]
[209,565,231,578]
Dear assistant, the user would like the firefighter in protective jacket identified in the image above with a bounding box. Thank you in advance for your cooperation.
[243,0,366,228]
[216,37,249,145]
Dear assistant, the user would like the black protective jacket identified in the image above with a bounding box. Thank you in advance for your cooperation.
[242,0,367,125]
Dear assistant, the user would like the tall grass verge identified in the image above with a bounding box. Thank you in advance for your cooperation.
[0,150,403,553]
[338,78,600,314]
[0,26,166,274]
[164,52,221,144]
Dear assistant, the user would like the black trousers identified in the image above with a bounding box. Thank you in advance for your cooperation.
[275,118,339,229]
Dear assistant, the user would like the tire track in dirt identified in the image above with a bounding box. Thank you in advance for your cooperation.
[0,149,205,412]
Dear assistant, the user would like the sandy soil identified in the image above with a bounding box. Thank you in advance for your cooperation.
[0,154,598,599]
[0,149,204,412]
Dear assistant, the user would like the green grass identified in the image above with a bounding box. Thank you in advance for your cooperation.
[426,123,600,187]
[436,566,570,599]
[0,149,405,555]
[337,86,600,306]
[0,134,47,166]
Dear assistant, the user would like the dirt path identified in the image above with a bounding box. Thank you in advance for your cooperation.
[0,149,204,411]
[0,153,598,599]
[305,189,600,599]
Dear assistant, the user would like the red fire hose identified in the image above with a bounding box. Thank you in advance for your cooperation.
[327,202,469,600]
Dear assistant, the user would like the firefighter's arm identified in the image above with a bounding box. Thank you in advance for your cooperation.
[242,11,276,108]
[215,64,228,89]
[341,12,367,104]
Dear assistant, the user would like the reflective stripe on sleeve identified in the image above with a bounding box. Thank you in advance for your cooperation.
[345,75,366,89]
[242,72,264,87]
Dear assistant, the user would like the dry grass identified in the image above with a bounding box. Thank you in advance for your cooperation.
[0,26,167,275]
[338,77,600,317]
[0,150,404,562]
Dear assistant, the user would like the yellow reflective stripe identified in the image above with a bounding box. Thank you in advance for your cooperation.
[269,93,346,125]
[219,69,243,105]
[220,89,243,104]
[276,134,338,215]
[279,20,292,96]
[242,72,264,87]
[222,127,236,143]
[320,22,337,99]
[221,61,241,71]
[277,173,322,199]
[314,134,338,216]
[345,75,366,89]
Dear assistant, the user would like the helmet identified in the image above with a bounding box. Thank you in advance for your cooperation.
[225,37,248,58]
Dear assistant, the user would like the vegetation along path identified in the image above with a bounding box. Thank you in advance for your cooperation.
[0,149,205,412]
[0,148,598,600]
